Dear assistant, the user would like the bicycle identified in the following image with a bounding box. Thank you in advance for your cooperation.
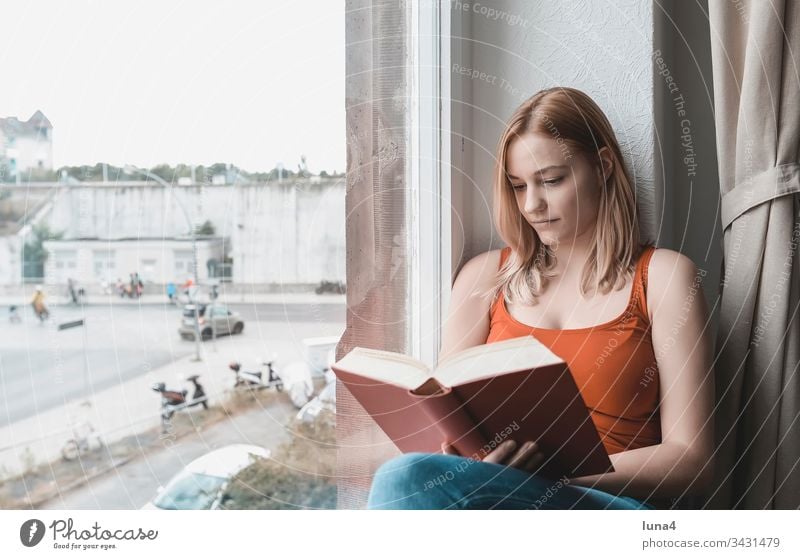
[61,422,104,461]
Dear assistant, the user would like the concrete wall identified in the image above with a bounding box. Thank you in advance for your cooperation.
[231,181,346,284]
[45,183,237,241]
[20,179,345,285]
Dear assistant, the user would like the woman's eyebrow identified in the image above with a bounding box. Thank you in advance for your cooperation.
[507,165,568,179]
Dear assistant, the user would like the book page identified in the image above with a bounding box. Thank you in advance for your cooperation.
[332,347,430,390]
[432,336,564,387]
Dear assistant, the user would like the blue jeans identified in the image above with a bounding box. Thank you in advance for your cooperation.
[367,452,656,510]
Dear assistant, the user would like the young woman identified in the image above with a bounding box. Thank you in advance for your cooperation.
[366,87,715,510]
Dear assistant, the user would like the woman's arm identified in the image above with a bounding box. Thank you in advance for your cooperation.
[438,249,502,363]
[568,249,715,500]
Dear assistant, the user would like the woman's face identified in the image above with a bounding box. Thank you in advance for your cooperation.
[505,131,611,248]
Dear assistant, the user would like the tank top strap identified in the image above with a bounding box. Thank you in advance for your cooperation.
[495,244,656,324]
[498,246,511,270]
[489,247,512,316]
[632,244,657,323]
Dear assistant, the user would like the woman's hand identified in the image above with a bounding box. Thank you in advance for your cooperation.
[441,439,546,474]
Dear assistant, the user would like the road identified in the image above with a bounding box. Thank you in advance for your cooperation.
[0,303,344,427]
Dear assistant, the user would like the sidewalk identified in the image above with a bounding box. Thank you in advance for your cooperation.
[0,292,346,306]
[0,322,324,481]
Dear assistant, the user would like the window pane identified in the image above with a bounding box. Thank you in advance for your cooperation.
[0,3,345,511]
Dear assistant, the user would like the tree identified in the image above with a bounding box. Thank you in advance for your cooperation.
[297,155,310,178]
[148,164,176,182]
[194,220,215,235]
[22,223,63,279]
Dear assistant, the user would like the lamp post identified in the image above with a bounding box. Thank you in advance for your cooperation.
[124,165,202,361]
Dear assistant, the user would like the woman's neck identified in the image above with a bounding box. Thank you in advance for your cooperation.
[548,241,593,278]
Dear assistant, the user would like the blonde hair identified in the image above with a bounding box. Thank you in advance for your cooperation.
[482,87,648,306]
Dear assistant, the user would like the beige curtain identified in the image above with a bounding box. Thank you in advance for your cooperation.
[335,0,411,509]
[707,0,800,509]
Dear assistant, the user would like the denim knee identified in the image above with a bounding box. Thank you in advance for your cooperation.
[367,452,465,509]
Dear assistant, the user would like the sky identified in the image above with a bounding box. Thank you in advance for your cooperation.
[0,0,345,174]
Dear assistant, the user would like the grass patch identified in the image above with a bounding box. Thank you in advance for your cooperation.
[219,409,337,509]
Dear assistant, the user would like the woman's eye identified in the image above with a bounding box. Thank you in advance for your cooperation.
[543,177,563,186]
[511,183,526,191]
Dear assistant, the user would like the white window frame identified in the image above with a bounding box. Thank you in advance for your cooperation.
[174,249,193,276]
[56,250,78,271]
[93,249,115,279]
[408,0,452,369]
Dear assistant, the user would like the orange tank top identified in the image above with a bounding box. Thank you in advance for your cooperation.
[487,245,662,455]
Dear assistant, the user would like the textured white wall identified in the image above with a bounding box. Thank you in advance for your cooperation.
[451,0,655,263]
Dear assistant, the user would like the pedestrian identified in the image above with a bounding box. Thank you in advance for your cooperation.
[31,285,49,322]
[167,282,177,304]
[67,277,81,305]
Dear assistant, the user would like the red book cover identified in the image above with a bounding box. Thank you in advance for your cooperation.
[332,336,613,479]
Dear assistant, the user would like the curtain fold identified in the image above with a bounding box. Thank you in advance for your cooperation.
[336,0,411,509]
[707,0,800,509]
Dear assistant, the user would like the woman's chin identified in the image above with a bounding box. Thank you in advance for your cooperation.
[536,233,559,245]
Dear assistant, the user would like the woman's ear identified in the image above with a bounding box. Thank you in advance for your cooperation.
[597,146,614,182]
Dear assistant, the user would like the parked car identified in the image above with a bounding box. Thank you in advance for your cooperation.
[141,444,270,510]
[295,381,336,423]
[179,303,244,341]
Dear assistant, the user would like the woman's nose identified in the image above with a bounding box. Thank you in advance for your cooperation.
[524,186,547,214]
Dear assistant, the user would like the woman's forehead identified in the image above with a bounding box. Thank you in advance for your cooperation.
[506,133,570,173]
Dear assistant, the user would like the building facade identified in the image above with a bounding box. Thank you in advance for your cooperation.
[42,237,225,286]
[0,111,53,178]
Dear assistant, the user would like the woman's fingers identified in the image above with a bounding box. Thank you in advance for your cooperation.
[441,442,460,455]
[482,440,518,464]
[506,441,540,470]
[522,451,546,473]
[442,439,542,472]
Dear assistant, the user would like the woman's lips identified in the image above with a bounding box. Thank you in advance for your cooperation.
[533,218,559,225]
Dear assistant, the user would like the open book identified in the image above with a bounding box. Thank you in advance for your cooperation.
[332,335,613,479]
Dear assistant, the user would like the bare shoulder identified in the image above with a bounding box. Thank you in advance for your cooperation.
[459,248,502,276]
[439,248,504,360]
[646,247,704,323]
[449,248,504,313]
[455,248,503,288]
